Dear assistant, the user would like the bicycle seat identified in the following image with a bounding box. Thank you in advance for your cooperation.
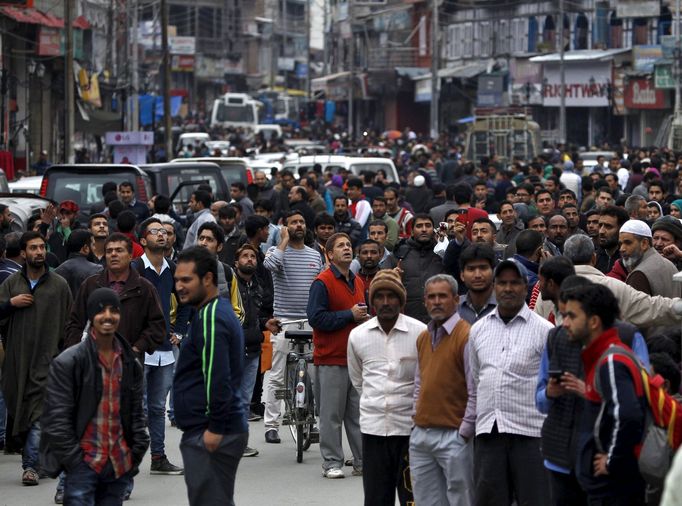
[284,330,313,342]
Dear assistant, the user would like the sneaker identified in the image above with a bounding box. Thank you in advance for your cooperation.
[351,467,363,477]
[323,468,345,479]
[243,446,259,457]
[344,458,353,467]
[22,467,39,486]
[150,456,184,475]
[54,489,64,504]
[248,411,262,422]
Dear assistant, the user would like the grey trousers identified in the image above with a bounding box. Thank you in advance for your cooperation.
[179,430,248,506]
[409,426,474,506]
[317,365,363,471]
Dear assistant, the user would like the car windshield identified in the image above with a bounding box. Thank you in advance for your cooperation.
[165,170,220,206]
[48,172,137,208]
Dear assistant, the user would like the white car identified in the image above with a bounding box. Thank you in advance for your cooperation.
[176,132,211,154]
[9,176,43,194]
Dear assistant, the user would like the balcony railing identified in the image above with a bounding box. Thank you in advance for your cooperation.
[367,46,420,70]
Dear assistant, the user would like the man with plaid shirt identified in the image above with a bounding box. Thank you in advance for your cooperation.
[41,288,149,505]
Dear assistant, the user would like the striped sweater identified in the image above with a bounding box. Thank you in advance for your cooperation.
[172,296,247,435]
[264,245,324,319]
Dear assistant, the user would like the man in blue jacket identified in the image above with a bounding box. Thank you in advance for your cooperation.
[173,246,247,506]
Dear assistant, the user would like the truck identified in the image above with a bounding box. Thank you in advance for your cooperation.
[464,111,541,163]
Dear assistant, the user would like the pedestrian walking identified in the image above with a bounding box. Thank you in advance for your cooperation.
[41,288,149,505]
[173,246,248,506]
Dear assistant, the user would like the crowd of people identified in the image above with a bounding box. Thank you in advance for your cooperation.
[3,144,682,506]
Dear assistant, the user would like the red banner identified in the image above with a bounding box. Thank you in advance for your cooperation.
[624,78,668,109]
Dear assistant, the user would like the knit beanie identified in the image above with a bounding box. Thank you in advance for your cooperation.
[369,270,407,307]
[652,215,682,243]
[87,288,121,321]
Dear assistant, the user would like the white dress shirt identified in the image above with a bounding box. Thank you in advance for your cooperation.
[469,303,552,438]
[141,254,176,367]
[347,313,427,436]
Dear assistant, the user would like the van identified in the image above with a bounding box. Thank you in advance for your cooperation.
[39,164,152,215]
[283,155,400,182]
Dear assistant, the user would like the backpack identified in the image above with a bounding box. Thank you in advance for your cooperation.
[594,345,682,488]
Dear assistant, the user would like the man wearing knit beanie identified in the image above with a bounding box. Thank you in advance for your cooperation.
[41,287,148,504]
[652,215,682,268]
[348,269,426,505]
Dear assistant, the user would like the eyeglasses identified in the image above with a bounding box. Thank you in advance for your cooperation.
[147,228,169,236]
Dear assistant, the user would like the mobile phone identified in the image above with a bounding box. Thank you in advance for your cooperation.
[439,222,448,231]
[548,369,564,380]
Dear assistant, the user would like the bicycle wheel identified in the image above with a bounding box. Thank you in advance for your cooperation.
[296,423,304,463]
[301,418,313,451]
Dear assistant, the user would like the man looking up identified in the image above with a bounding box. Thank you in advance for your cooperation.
[88,213,109,264]
[263,210,324,444]
[0,232,72,485]
[308,233,366,479]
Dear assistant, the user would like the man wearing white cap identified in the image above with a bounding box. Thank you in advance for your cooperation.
[619,219,681,298]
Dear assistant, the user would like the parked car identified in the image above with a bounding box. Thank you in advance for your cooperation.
[140,162,229,213]
[0,193,53,231]
[9,175,42,194]
[39,164,153,216]
[171,157,255,186]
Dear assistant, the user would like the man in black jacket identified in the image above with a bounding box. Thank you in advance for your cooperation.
[54,230,103,298]
[234,244,278,458]
[41,288,149,505]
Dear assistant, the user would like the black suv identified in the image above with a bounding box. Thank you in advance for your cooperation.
[39,164,153,216]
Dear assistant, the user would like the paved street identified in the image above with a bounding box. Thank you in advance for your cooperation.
[0,419,364,506]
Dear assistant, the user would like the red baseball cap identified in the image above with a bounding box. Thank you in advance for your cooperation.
[59,200,80,214]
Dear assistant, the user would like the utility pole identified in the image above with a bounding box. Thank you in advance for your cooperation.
[306,0,312,104]
[430,0,439,140]
[131,0,139,131]
[675,0,681,125]
[348,0,355,141]
[161,0,173,158]
[323,0,329,75]
[558,0,566,145]
[282,0,287,89]
[65,0,75,163]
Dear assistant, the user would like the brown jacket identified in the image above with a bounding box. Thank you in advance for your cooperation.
[64,267,165,353]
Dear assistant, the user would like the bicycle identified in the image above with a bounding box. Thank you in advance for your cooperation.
[274,319,319,463]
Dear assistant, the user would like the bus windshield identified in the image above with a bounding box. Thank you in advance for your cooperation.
[216,102,255,123]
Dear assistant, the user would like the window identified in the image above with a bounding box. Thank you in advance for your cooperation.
[496,20,509,55]
[593,2,609,48]
[446,24,464,60]
[477,22,491,57]
[609,12,623,49]
[575,14,589,50]
[543,15,556,47]
[511,19,527,53]
[633,18,649,45]
[169,6,195,36]
[463,23,473,58]
[199,8,216,39]
[528,16,538,52]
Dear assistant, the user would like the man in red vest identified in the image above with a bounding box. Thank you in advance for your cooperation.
[307,232,367,479]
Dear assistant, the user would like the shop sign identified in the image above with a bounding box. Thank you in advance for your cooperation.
[617,0,660,18]
[171,55,194,72]
[624,78,668,109]
[414,79,431,102]
[655,64,675,90]
[170,36,195,55]
[632,45,663,73]
[542,62,611,107]
[37,26,61,56]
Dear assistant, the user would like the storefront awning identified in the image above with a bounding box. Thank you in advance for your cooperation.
[395,67,429,79]
[529,48,630,63]
[412,61,488,81]
[311,71,351,92]
[0,7,90,29]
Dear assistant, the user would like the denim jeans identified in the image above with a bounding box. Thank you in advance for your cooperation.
[239,354,260,412]
[64,460,131,506]
[167,345,179,422]
[145,363,174,457]
[22,421,40,470]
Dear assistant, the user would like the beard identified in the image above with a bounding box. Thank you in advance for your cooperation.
[238,264,256,275]
[622,251,643,271]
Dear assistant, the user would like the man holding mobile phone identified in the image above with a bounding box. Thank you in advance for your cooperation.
[308,233,367,479]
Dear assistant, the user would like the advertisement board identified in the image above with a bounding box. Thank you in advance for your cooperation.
[542,62,611,107]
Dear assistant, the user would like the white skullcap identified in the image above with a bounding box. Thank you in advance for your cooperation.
[413,175,425,187]
[620,219,652,238]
